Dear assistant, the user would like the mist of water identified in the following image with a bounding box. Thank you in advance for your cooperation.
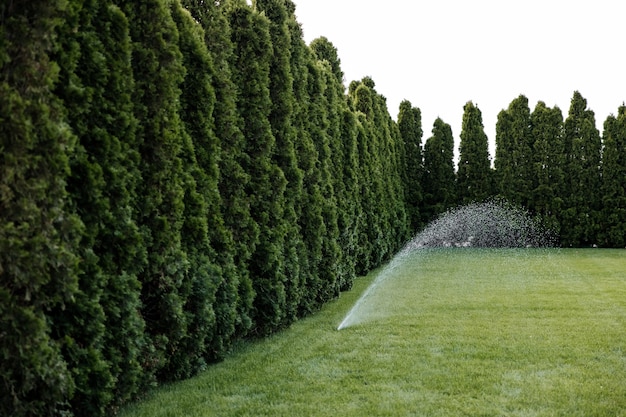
[337,199,556,330]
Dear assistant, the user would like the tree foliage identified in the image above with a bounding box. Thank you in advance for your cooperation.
[423,118,457,221]
[457,101,494,203]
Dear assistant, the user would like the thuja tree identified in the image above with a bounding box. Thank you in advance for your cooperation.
[350,79,387,267]
[287,32,326,315]
[495,95,534,207]
[312,37,350,293]
[349,77,408,266]
[370,85,409,252]
[170,0,227,379]
[52,0,147,413]
[423,118,457,222]
[337,107,362,288]
[561,91,602,246]
[226,0,288,334]
[457,101,493,203]
[530,101,564,235]
[304,57,342,305]
[180,0,252,354]
[397,100,424,231]
[599,106,626,247]
[255,0,305,322]
[118,0,190,382]
[0,1,82,415]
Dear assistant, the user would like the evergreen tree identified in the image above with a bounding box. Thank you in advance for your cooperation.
[118,0,189,381]
[350,79,387,267]
[288,33,326,315]
[495,95,534,206]
[303,57,341,304]
[599,106,626,247]
[561,91,602,246]
[180,0,253,355]
[337,107,362,288]
[423,118,457,221]
[52,0,147,412]
[0,1,82,415]
[349,77,408,266]
[457,101,493,203]
[397,100,424,231]
[226,0,287,334]
[170,0,225,379]
[312,37,350,292]
[254,0,305,322]
[530,102,564,236]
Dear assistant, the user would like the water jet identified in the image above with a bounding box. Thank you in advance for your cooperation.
[337,199,555,330]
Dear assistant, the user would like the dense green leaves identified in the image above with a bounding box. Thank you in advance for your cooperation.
[423,118,457,221]
[561,92,602,246]
[495,95,534,206]
[457,101,494,203]
[398,100,424,231]
[0,1,81,415]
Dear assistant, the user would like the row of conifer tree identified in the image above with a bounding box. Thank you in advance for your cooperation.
[2,0,625,416]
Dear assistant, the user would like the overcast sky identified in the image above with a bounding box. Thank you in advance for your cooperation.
[293,0,625,158]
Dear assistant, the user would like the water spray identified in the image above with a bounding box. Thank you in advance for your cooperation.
[336,199,556,330]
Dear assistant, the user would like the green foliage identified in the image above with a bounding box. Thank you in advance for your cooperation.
[119,0,190,382]
[180,0,253,352]
[255,0,306,323]
[423,118,457,221]
[227,1,288,334]
[397,100,424,231]
[599,106,626,247]
[0,1,82,415]
[457,101,494,203]
[494,95,534,207]
[561,91,602,246]
[529,102,564,235]
[51,0,148,413]
[170,0,226,379]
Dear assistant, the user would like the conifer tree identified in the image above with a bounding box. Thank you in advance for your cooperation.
[398,100,424,231]
[0,1,82,414]
[118,0,189,381]
[180,0,253,355]
[287,31,327,314]
[457,101,493,203]
[337,108,362,287]
[312,37,351,292]
[561,91,602,246]
[495,95,534,206]
[52,0,147,412]
[599,106,626,247]
[226,0,288,334]
[302,57,342,304]
[530,102,564,235]
[170,0,225,379]
[254,0,305,322]
[351,80,387,266]
[423,118,457,221]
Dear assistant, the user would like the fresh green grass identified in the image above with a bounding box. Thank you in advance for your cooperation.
[120,249,626,416]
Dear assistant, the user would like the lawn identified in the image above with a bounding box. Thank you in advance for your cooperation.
[119,249,626,416]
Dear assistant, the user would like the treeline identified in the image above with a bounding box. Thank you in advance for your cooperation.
[1,1,410,416]
[417,93,626,248]
[2,0,626,416]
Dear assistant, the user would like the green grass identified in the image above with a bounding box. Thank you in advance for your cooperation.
[120,249,626,416]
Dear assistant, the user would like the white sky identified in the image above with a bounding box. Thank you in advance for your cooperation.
[293,0,626,159]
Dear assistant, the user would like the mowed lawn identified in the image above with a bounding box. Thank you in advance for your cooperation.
[120,249,626,417]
